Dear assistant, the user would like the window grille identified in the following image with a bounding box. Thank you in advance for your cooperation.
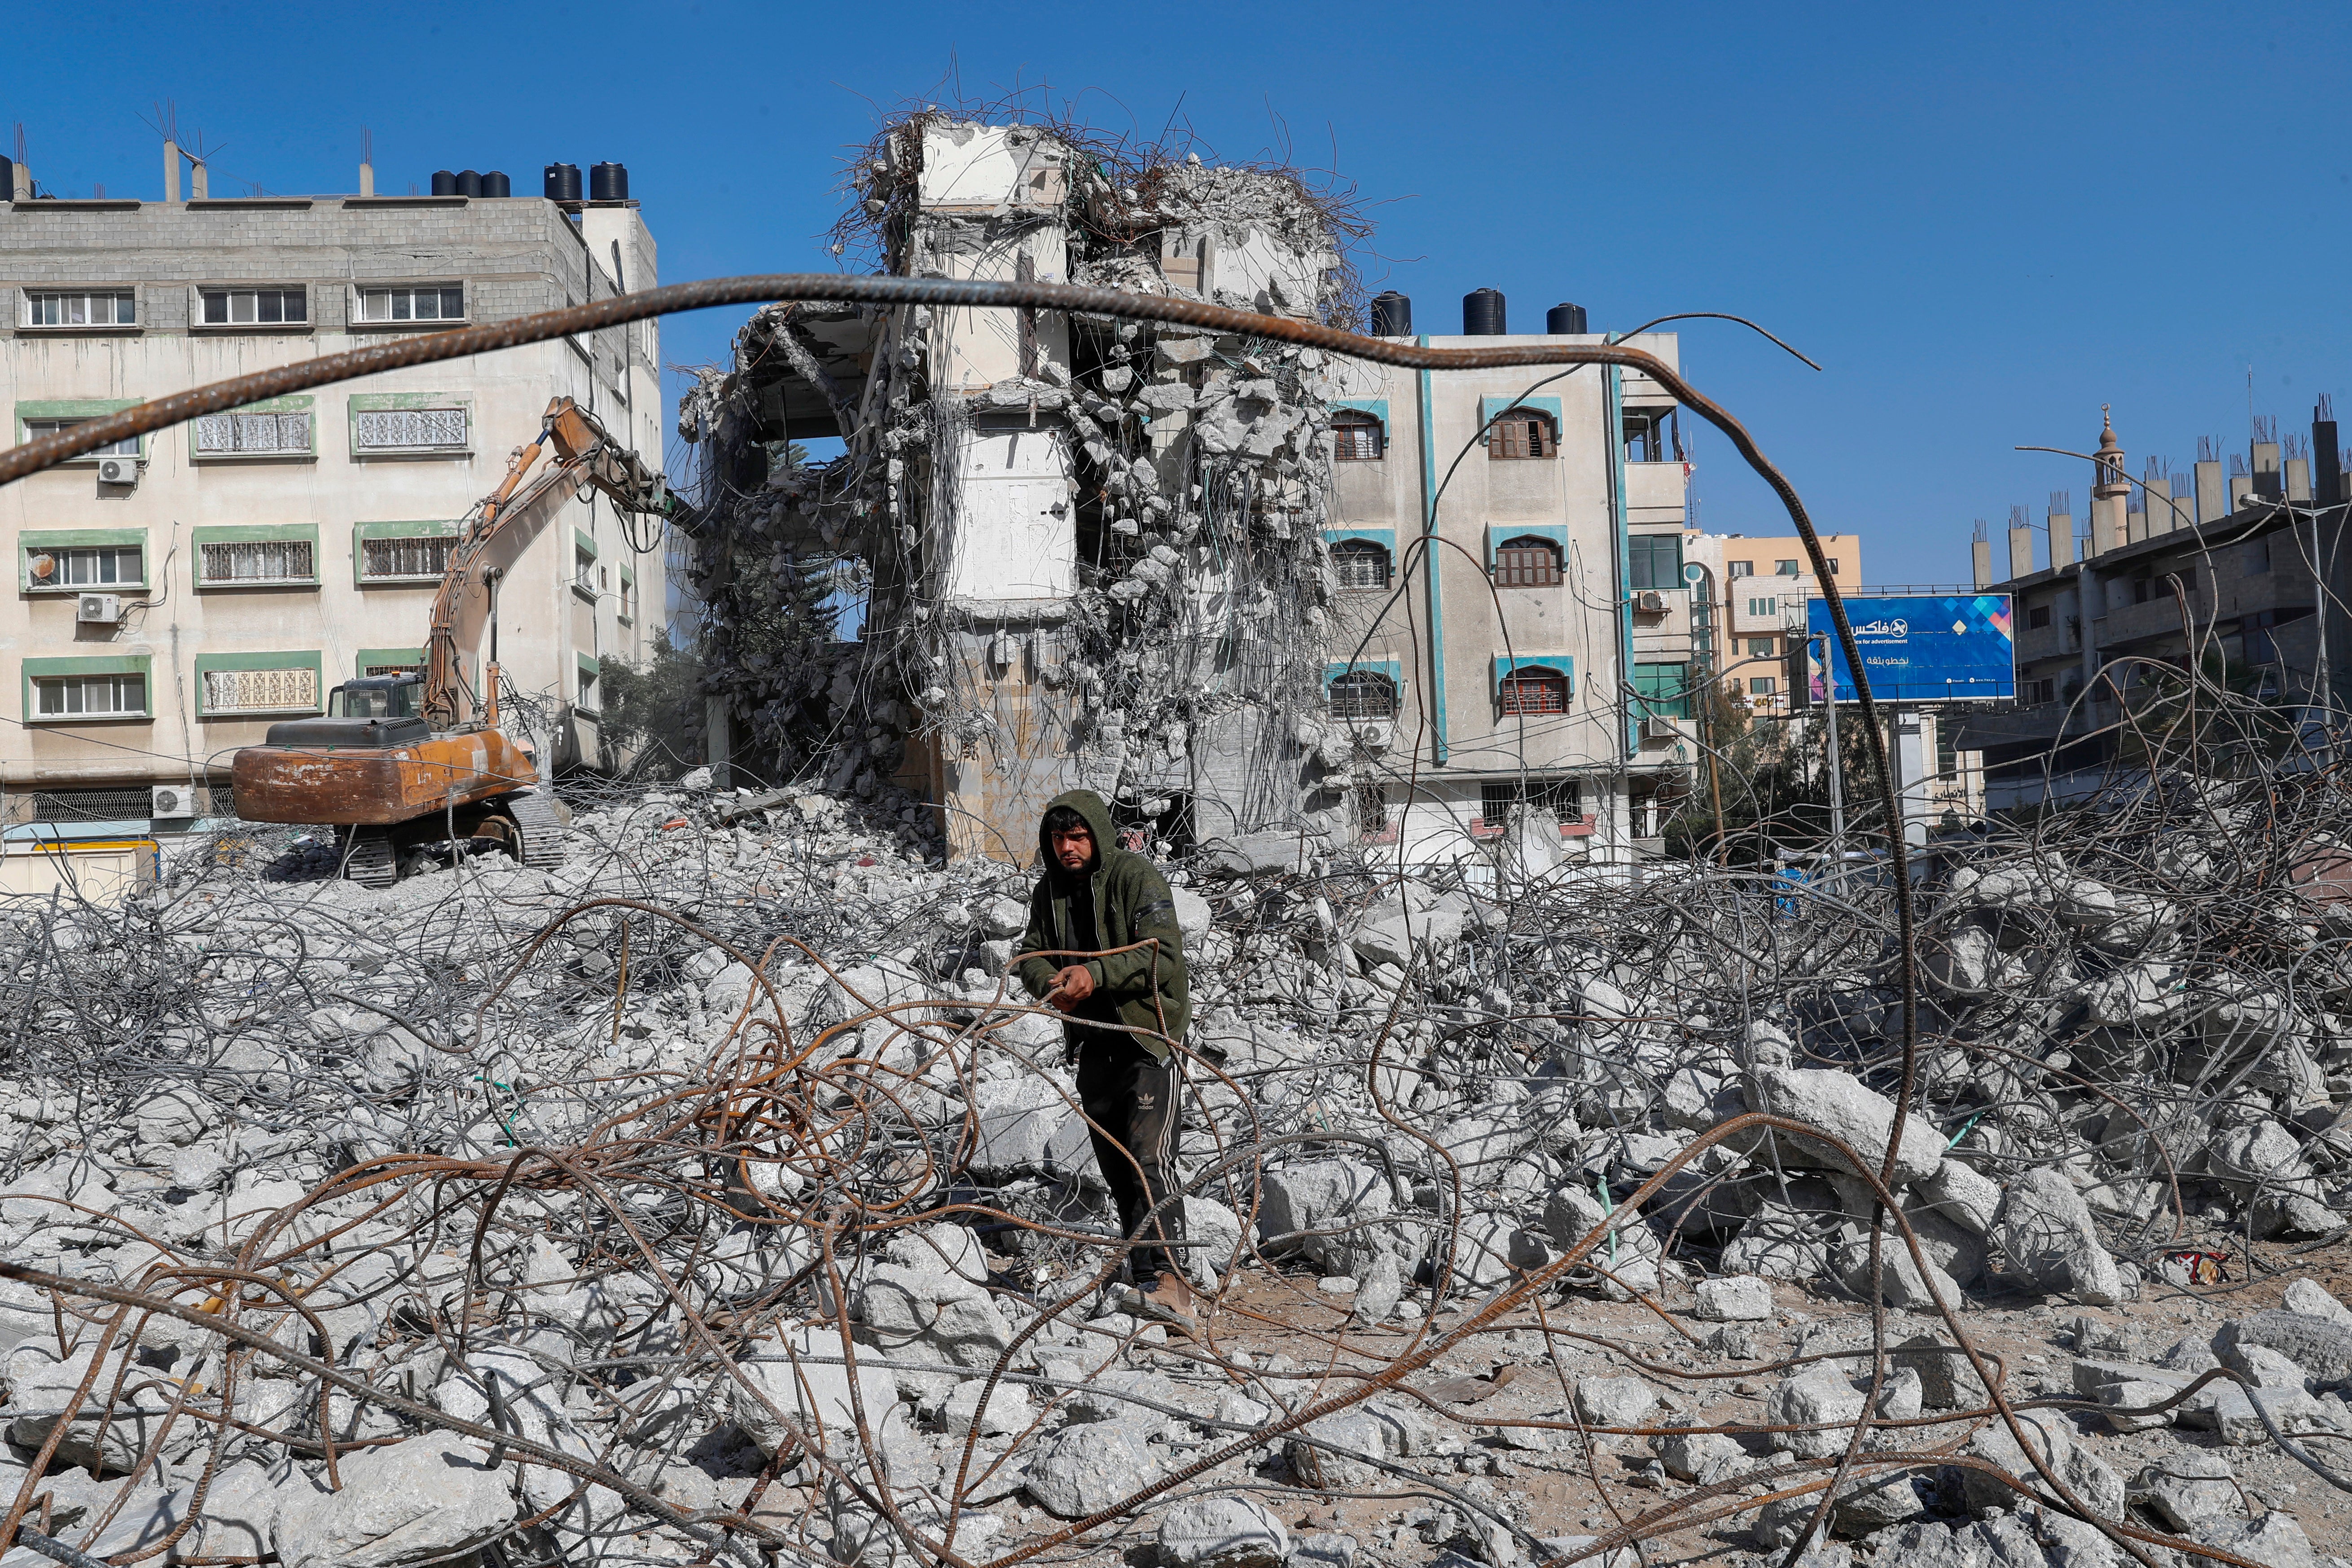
[23,290,135,326]
[1748,637,1776,658]
[202,666,317,714]
[356,285,465,322]
[200,288,306,325]
[21,417,137,458]
[1499,672,1568,715]
[35,674,144,718]
[1332,410,1385,461]
[200,539,314,584]
[362,660,422,678]
[354,408,467,450]
[1489,413,1556,459]
[1330,540,1391,590]
[360,535,457,580]
[1494,536,1562,587]
[1328,671,1399,719]
[193,411,310,455]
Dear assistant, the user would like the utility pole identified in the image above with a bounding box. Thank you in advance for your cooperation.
[1817,632,1847,867]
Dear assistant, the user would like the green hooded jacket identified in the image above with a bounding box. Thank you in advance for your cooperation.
[1012,788,1189,1060]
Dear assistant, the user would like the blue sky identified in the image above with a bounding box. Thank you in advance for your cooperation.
[12,0,2350,589]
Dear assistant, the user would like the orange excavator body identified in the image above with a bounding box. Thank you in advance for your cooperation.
[227,397,667,877]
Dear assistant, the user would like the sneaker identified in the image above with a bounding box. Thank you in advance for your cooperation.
[1134,1275,1200,1335]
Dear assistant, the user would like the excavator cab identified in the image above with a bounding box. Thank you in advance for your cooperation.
[329,676,423,720]
[261,675,431,747]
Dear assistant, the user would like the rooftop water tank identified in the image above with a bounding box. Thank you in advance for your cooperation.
[480,171,511,198]
[455,169,482,198]
[544,163,582,202]
[1546,302,1588,335]
[1462,288,1506,336]
[589,162,628,202]
[430,170,458,196]
[1370,290,1412,337]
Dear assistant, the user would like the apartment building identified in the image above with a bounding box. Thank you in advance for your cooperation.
[0,153,664,886]
[1323,289,1695,858]
[1681,528,1863,713]
[1954,407,2345,809]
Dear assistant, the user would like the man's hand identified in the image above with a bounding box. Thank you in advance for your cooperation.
[1044,965,1096,1012]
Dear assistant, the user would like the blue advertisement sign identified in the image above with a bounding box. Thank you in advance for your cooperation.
[1805,595,2014,703]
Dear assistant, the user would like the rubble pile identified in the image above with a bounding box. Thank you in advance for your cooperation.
[6,770,2352,1565]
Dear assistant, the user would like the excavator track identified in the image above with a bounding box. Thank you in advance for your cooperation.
[341,827,397,888]
[504,791,571,871]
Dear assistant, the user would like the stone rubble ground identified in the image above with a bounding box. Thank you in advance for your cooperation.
[5,772,2352,1567]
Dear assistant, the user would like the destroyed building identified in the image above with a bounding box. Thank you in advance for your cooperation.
[1959,405,2349,808]
[680,119,1701,865]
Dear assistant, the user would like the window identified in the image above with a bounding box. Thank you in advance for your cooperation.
[199,288,306,325]
[201,665,318,714]
[1727,560,1754,579]
[359,535,457,582]
[1748,637,1776,659]
[2172,568,2197,595]
[20,417,137,459]
[362,658,421,678]
[1628,533,1684,590]
[1495,536,1563,587]
[1623,408,1668,464]
[619,576,636,622]
[1746,597,1778,618]
[2027,605,2052,630]
[575,663,599,712]
[193,410,311,456]
[1750,676,1778,696]
[28,546,141,589]
[2024,677,2058,705]
[575,548,596,593]
[22,290,135,327]
[354,407,468,452]
[1331,539,1391,590]
[1328,671,1399,719]
[1633,662,1690,720]
[1499,670,1569,714]
[1774,559,1801,576]
[1825,558,1841,576]
[2131,577,2151,605]
[1356,782,1391,839]
[35,673,144,718]
[1332,409,1384,461]
[1488,412,1556,460]
[355,285,465,323]
[1482,778,1580,826]
[200,539,314,586]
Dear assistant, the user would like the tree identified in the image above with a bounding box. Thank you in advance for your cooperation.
[598,630,705,777]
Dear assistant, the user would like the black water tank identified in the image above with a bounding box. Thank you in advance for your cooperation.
[0,155,13,199]
[455,169,482,198]
[589,162,628,202]
[1546,302,1588,335]
[480,170,511,198]
[544,163,582,202]
[430,170,458,196]
[1370,290,1412,337]
[1462,288,1506,336]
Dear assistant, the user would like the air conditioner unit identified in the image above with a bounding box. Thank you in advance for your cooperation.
[76,593,122,624]
[1634,590,1667,613]
[1640,716,1680,741]
[96,456,138,487]
[150,784,196,820]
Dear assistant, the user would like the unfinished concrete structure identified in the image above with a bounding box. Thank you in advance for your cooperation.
[684,117,1705,866]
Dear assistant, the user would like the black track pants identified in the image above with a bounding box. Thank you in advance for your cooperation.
[1074,1032,1185,1287]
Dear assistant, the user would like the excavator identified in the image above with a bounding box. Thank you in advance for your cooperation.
[229,397,671,885]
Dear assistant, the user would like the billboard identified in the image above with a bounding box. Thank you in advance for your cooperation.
[1804,595,2014,703]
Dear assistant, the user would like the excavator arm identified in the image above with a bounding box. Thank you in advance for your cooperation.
[419,397,670,730]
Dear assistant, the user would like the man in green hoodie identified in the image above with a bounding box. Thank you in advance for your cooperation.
[1013,788,1196,1329]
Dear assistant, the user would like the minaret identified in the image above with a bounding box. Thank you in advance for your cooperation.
[2089,407,2128,556]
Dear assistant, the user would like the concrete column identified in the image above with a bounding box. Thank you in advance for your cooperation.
[2049,527,2076,569]
[163,141,180,204]
[2255,441,2282,499]
[9,163,27,201]
[359,160,374,199]
[2231,474,2255,510]
[1971,538,1993,589]
[2288,457,2312,503]
[2007,527,2034,580]
[2195,460,2226,524]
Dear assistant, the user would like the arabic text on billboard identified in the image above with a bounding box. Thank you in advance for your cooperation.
[1806,595,2014,703]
